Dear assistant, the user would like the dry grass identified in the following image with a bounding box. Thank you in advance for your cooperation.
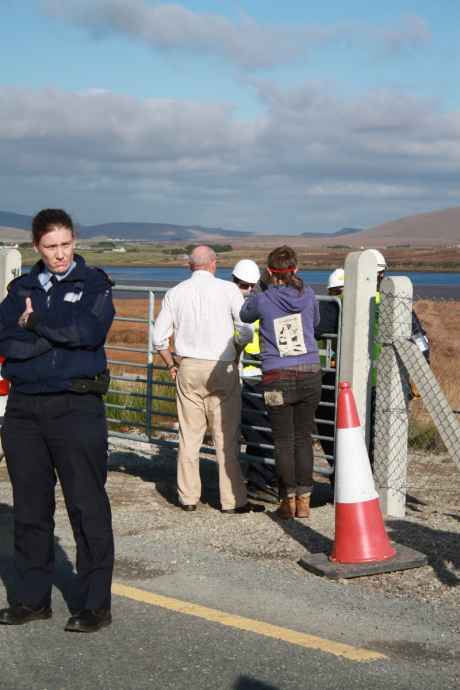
[108,296,460,447]
[109,295,459,400]
[412,299,460,416]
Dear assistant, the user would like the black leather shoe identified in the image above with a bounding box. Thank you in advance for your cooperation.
[0,604,52,626]
[180,504,197,512]
[65,609,112,633]
[247,485,280,505]
[221,503,265,514]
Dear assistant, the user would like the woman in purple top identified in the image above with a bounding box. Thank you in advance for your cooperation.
[240,246,322,519]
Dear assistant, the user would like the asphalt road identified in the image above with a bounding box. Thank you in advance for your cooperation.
[0,499,458,690]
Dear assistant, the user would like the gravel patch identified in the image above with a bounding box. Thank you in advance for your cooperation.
[0,440,458,608]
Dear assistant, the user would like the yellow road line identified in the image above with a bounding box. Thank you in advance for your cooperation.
[112,582,386,662]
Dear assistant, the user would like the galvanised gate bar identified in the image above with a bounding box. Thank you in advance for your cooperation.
[106,285,341,476]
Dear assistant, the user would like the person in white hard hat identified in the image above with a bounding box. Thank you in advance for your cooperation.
[233,260,279,504]
[368,249,387,290]
[367,249,431,459]
[327,267,345,297]
[232,259,261,296]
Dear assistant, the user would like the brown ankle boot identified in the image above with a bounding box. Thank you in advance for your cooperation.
[295,494,311,518]
[277,496,296,519]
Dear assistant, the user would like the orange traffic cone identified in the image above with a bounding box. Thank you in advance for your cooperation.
[330,381,395,564]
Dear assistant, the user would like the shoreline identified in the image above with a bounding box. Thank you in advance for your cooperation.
[22,260,460,273]
[112,282,460,300]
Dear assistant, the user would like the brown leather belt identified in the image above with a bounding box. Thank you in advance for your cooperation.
[262,364,320,383]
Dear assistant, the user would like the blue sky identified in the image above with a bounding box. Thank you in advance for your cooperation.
[1,1,459,233]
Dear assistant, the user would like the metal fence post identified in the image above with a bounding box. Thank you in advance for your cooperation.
[0,249,21,427]
[373,276,412,517]
[0,248,21,302]
[339,250,378,446]
[145,289,155,440]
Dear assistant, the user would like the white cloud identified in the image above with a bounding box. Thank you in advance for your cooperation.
[379,15,431,54]
[1,83,458,231]
[41,1,431,69]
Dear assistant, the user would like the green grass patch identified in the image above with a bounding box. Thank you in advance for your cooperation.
[408,418,446,453]
[105,369,177,435]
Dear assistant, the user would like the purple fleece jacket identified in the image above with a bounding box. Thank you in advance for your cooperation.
[240,285,320,372]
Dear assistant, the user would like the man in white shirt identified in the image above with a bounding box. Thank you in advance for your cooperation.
[152,246,253,513]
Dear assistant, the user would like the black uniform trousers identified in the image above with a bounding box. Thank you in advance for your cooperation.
[1,390,114,611]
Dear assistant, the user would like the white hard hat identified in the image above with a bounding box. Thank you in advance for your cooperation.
[368,249,387,271]
[232,259,260,284]
[327,268,345,290]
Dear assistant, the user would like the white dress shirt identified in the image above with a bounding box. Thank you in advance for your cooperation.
[152,270,253,361]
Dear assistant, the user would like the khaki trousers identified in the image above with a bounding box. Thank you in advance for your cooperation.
[175,358,247,511]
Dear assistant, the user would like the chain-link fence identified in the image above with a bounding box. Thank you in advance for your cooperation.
[373,280,460,516]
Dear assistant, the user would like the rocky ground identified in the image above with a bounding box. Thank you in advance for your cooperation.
[2,441,456,608]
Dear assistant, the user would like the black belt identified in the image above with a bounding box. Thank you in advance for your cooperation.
[69,369,110,395]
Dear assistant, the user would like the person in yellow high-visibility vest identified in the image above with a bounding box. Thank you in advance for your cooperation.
[368,249,431,463]
[233,261,278,504]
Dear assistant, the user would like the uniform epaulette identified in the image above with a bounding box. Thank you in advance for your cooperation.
[7,275,22,292]
[89,266,115,286]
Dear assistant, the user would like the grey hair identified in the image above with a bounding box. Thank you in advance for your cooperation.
[189,245,217,270]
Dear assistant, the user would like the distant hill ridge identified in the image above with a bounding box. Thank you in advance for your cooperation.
[1,206,459,245]
[329,206,460,247]
[80,221,251,241]
[301,227,362,238]
[0,211,34,231]
[0,211,252,242]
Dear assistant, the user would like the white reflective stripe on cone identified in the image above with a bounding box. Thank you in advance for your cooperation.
[335,427,378,504]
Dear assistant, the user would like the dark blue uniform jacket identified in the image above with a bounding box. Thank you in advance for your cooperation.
[0,254,115,393]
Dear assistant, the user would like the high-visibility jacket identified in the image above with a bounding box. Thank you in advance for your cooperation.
[371,291,381,386]
[242,320,262,377]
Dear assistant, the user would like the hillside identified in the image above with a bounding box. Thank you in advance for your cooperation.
[300,227,363,238]
[0,226,30,242]
[79,222,252,241]
[1,206,459,246]
[0,211,253,242]
[330,207,460,247]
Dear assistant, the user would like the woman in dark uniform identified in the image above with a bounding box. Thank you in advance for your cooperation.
[0,209,115,633]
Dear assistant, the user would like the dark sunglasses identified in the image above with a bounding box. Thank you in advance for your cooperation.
[233,278,255,290]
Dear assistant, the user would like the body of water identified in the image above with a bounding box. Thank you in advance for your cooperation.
[22,264,457,298]
[105,265,460,288]
[22,262,460,287]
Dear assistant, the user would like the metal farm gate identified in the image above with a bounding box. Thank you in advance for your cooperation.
[106,285,341,474]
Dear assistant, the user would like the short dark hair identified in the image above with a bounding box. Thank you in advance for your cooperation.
[31,209,74,245]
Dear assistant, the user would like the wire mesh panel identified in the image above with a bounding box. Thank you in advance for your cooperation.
[396,339,460,473]
[373,280,460,516]
[373,280,412,516]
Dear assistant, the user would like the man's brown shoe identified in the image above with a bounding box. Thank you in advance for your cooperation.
[277,496,296,520]
[0,605,52,625]
[296,494,311,518]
